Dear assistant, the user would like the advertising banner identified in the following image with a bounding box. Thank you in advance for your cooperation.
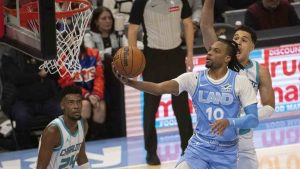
[125,44,300,137]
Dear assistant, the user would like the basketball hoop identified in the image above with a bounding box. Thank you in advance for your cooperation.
[5,0,92,77]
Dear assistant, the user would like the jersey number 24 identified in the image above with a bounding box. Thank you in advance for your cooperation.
[59,155,77,169]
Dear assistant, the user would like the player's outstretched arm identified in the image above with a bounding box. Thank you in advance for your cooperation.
[36,125,61,169]
[200,0,218,50]
[228,103,259,129]
[127,79,179,96]
[227,76,259,129]
[112,65,179,96]
[258,65,275,120]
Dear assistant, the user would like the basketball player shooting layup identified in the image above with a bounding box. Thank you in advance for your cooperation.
[113,39,259,169]
[200,0,275,168]
[36,85,90,169]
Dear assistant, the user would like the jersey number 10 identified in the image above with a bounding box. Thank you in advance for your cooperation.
[206,107,224,120]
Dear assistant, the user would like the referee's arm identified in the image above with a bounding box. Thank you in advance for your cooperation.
[128,0,147,47]
[182,0,194,71]
[182,17,194,55]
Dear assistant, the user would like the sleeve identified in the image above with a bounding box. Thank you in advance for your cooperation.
[83,32,96,49]
[235,75,257,108]
[173,72,197,96]
[57,55,90,98]
[57,54,75,88]
[191,0,202,23]
[228,103,259,129]
[181,0,192,19]
[3,52,40,85]
[226,75,259,129]
[58,72,74,88]
[129,0,148,25]
[91,50,105,99]
[9,65,40,85]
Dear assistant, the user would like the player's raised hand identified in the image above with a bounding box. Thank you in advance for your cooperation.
[112,63,129,84]
[210,119,229,135]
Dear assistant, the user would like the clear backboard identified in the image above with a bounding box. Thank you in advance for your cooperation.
[0,0,57,60]
[0,0,92,76]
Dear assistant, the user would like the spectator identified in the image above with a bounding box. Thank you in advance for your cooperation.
[2,49,61,149]
[0,46,12,138]
[204,0,256,23]
[84,6,131,138]
[245,0,300,30]
[228,0,256,9]
[128,0,194,165]
[0,109,11,138]
[210,0,230,23]
[85,7,122,57]
[58,45,106,140]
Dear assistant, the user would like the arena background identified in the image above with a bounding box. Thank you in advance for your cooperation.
[125,43,300,137]
[0,43,300,169]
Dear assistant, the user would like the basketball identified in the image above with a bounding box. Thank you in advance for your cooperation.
[113,46,146,78]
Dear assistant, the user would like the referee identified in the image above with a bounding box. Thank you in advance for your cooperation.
[128,0,194,165]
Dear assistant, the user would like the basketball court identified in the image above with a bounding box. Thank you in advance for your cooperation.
[0,115,300,168]
[1,1,300,169]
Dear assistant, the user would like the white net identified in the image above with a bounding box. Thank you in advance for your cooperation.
[23,0,92,77]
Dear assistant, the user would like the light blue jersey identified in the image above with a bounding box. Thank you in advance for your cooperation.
[174,68,258,169]
[192,69,240,142]
[176,69,242,169]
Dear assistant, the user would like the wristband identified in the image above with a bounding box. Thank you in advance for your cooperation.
[258,105,275,120]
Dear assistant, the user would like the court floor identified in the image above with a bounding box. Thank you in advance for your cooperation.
[0,115,300,169]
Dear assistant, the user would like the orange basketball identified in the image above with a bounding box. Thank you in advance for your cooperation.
[113,46,146,78]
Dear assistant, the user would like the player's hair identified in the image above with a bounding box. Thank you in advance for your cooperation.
[90,6,115,34]
[60,85,82,101]
[218,38,244,72]
[235,25,257,44]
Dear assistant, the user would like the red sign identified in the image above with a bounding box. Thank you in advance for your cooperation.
[124,44,300,137]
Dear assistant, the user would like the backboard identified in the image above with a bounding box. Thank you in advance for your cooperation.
[0,0,56,60]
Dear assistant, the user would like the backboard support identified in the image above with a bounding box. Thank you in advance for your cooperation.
[0,0,57,61]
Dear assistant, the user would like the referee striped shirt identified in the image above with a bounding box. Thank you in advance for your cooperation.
[129,0,192,50]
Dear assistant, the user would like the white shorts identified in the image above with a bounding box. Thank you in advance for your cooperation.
[237,130,258,169]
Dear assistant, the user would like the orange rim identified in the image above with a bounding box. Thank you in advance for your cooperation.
[4,0,91,20]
